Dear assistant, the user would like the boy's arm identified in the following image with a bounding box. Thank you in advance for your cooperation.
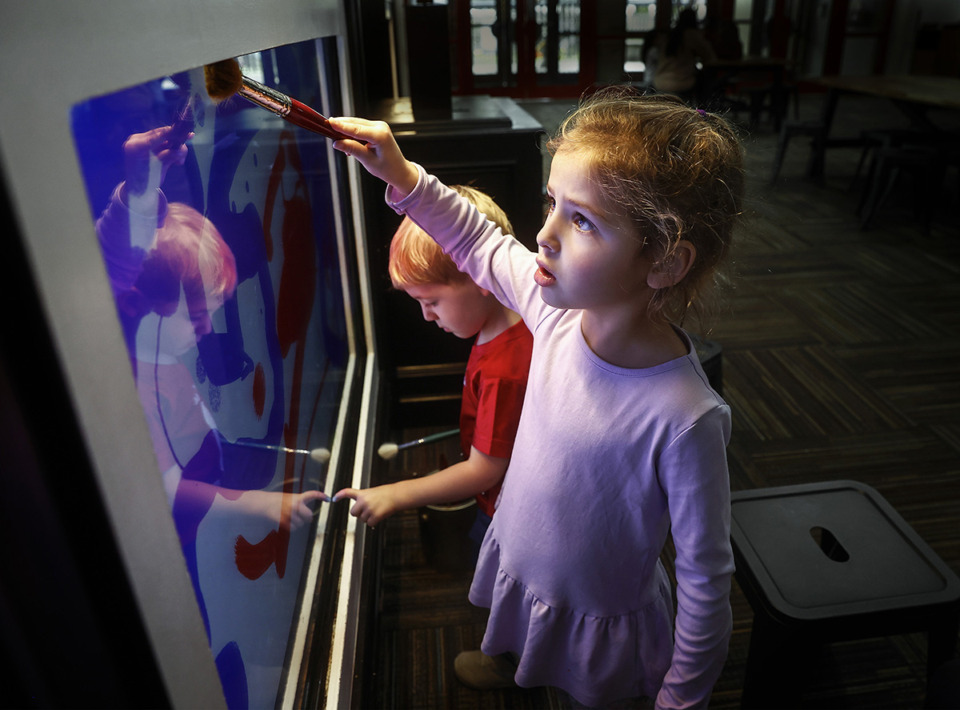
[333,447,508,527]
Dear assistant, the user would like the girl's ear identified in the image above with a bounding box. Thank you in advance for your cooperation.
[647,240,696,289]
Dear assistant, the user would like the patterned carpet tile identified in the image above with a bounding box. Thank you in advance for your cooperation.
[708,292,820,350]
[931,421,960,452]
[728,427,958,486]
[779,283,945,344]
[377,624,564,709]
[733,212,811,254]
[752,189,865,232]
[731,249,862,286]
[838,243,960,288]
[724,346,911,441]
[889,282,960,335]
[832,339,960,424]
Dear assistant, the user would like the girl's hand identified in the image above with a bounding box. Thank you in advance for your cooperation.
[328,117,419,199]
[122,124,191,197]
[331,484,400,528]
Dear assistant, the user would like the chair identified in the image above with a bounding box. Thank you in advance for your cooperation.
[769,87,865,185]
[856,133,960,232]
[740,79,798,132]
[731,480,960,709]
[848,128,928,191]
[769,119,827,185]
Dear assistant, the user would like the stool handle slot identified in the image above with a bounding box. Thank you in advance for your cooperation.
[810,526,850,562]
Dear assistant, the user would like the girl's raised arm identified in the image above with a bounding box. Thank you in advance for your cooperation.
[329,117,420,199]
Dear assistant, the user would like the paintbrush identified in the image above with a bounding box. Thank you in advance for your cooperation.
[377,429,460,460]
[203,58,351,141]
[229,438,331,464]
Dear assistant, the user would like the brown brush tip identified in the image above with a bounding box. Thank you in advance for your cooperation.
[204,58,243,103]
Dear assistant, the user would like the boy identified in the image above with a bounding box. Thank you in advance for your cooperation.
[334,186,532,541]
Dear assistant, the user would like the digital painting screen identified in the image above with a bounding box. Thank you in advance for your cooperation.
[69,37,349,709]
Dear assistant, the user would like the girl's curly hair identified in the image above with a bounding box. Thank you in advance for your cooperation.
[546,88,744,326]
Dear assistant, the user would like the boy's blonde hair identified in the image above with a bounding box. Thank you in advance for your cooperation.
[389,185,514,288]
[156,203,237,300]
[546,88,744,326]
[134,202,237,317]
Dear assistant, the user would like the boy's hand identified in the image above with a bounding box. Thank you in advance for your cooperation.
[289,490,329,529]
[331,484,402,528]
[328,117,419,199]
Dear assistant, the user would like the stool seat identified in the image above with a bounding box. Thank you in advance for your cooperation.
[732,480,960,708]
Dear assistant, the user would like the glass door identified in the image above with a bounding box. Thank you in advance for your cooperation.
[455,0,590,98]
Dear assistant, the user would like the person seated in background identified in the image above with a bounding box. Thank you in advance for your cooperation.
[640,27,664,90]
[335,185,533,555]
[653,7,718,103]
[704,16,744,61]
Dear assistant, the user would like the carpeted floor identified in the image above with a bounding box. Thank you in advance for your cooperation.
[368,90,960,709]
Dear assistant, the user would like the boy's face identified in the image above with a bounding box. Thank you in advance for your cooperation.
[403,280,492,340]
[137,283,224,361]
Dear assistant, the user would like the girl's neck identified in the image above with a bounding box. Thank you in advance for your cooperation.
[580,308,687,369]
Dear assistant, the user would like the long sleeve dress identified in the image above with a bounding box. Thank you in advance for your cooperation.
[388,166,734,709]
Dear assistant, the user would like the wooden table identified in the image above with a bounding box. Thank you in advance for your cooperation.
[807,74,960,176]
[817,74,960,107]
[818,74,960,129]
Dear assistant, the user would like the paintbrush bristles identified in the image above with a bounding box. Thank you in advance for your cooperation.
[378,443,400,460]
[204,58,243,103]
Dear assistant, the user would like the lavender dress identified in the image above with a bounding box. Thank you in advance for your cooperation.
[388,166,734,709]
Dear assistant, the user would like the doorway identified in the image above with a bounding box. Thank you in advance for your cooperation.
[452,0,596,98]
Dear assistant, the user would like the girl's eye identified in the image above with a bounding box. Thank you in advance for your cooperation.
[574,213,594,232]
[544,195,556,214]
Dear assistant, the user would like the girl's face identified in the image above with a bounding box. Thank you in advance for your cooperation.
[535,150,651,313]
[403,280,492,340]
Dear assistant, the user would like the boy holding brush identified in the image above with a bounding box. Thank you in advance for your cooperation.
[334,186,532,547]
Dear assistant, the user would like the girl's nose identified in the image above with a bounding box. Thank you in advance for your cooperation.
[536,220,559,253]
[421,304,437,321]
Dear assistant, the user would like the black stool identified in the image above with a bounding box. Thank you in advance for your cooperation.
[731,480,960,709]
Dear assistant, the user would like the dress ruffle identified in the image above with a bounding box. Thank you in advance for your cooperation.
[470,532,676,707]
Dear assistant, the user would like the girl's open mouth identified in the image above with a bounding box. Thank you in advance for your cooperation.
[534,264,556,287]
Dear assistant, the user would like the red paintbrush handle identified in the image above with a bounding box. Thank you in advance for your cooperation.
[286,98,351,141]
[238,77,357,142]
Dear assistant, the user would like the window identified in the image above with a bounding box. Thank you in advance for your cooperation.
[69,37,357,709]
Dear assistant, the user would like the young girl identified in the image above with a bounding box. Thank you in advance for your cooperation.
[331,89,744,709]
